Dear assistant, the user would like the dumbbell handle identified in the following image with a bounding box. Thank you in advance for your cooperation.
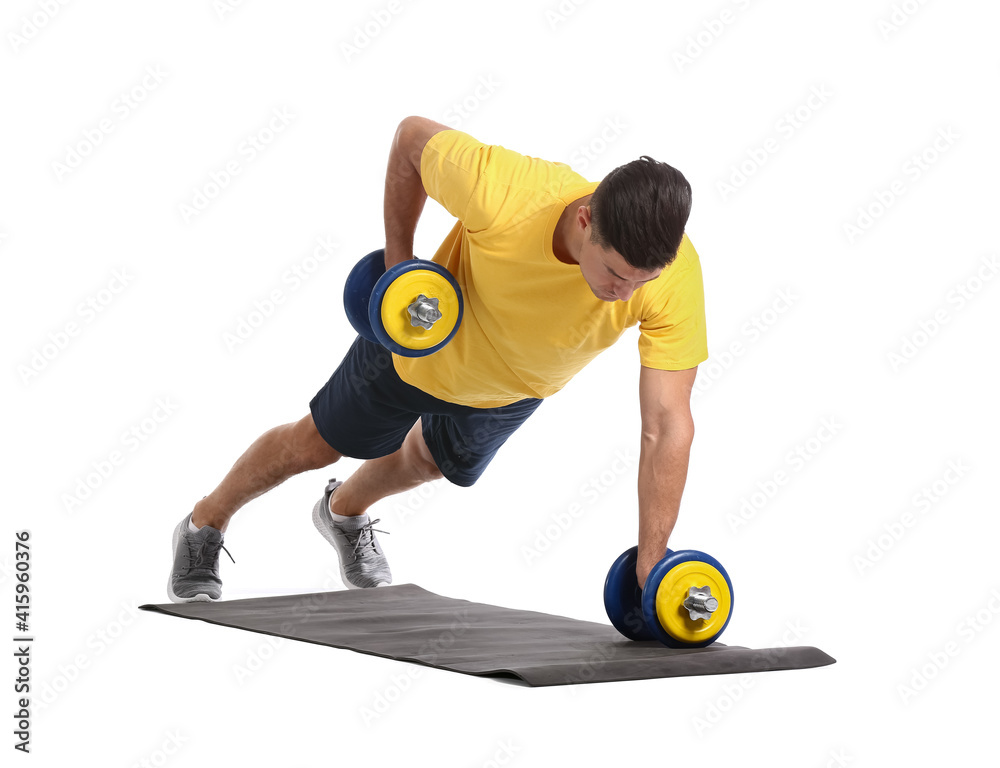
[408,295,443,329]
[683,587,719,620]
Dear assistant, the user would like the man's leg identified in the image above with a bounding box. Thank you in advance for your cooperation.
[191,412,344,533]
[169,412,342,602]
[310,418,442,589]
[328,417,444,517]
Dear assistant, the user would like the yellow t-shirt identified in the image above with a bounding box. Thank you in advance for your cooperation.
[393,129,708,408]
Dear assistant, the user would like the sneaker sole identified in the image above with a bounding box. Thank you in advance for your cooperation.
[167,516,220,603]
[311,497,389,589]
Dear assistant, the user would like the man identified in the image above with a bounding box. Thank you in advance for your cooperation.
[168,115,707,602]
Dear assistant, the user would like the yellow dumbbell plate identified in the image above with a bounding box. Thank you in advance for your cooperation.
[379,270,461,351]
[654,560,733,644]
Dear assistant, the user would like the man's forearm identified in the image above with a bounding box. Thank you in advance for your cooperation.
[383,122,429,268]
[636,426,694,586]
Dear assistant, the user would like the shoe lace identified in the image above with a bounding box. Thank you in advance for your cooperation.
[349,518,389,559]
[190,537,236,572]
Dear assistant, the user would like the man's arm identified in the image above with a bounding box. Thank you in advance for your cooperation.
[383,115,451,269]
[636,364,698,587]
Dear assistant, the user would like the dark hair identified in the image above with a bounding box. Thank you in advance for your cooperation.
[589,156,692,270]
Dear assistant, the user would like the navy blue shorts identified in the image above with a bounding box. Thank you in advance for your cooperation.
[309,336,543,487]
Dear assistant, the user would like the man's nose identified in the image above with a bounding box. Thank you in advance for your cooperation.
[614,282,634,301]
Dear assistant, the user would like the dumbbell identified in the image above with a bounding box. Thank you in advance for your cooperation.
[603,546,734,648]
[343,249,463,357]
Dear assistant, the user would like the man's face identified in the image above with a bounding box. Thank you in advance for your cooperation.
[577,224,662,303]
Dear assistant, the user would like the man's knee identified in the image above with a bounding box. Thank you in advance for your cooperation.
[287,413,343,471]
[404,422,444,481]
[410,443,444,482]
[418,457,445,482]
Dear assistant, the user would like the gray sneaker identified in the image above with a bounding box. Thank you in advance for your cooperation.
[168,512,235,603]
[312,478,391,589]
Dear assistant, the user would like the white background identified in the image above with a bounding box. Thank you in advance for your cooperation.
[3,0,999,765]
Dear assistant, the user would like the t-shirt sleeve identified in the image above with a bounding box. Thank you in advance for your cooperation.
[636,239,709,370]
[419,129,564,234]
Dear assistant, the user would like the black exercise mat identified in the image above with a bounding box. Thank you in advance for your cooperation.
[140,583,835,686]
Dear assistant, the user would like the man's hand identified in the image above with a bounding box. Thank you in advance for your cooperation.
[383,250,415,271]
[636,364,698,585]
[636,551,660,590]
